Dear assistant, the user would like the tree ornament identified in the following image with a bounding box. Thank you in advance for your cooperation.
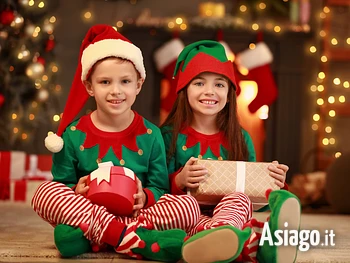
[0,9,15,25]
[45,38,55,52]
[18,45,31,61]
[43,23,54,34]
[0,31,8,40]
[25,24,36,36]
[37,56,46,65]
[37,88,49,102]
[11,13,24,29]
[26,62,45,79]
[0,93,4,107]
[18,0,29,7]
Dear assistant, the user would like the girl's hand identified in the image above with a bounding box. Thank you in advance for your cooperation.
[75,175,90,195]
[175,157,208,190]
[268,160,289,188]
[133,177,146,217]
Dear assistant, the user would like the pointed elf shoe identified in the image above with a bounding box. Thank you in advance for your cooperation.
[257,189,301,263]
[54,224,91,257]
[182,225,252,263]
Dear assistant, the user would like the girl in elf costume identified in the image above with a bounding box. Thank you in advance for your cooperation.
[31,24,201,262]
[161,40,301,263]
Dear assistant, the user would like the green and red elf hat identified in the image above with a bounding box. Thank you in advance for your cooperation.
[173,40,237,93]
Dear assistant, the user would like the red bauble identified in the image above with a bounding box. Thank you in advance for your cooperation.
[0,10,15,25]
[45,39,55,52]
[36,56,46,65]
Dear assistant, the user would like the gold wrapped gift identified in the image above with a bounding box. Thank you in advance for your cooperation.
[188,159,280,207]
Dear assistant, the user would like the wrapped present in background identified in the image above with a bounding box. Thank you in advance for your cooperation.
[10,179,44,204]
[289,171,327,207]
[25,154,53,180]
[188,159,279,208]
[0,151,26,200]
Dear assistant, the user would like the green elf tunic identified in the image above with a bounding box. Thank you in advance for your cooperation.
[52,111,169,208]
[161,126,256,195]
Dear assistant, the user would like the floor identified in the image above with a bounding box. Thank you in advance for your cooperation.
[0,202,349,263]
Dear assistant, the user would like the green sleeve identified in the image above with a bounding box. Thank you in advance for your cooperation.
[242,129,256,162]
[51,130,79,188]
[161,126,176,175]
[145,128,170,200]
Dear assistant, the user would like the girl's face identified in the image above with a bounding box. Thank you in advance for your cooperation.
[187,72,229,118]
[84,57,143,119]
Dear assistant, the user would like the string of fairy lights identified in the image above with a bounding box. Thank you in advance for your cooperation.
[308,5,350,159]
[81,1,309,34]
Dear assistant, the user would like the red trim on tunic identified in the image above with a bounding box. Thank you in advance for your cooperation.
[143,188,156,208]
[169,168,186,195]
[76,111,147,159]
[181,126,228,157]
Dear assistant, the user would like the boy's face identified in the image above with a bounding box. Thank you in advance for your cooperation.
[84,57,143,119]
[187,72,229,118]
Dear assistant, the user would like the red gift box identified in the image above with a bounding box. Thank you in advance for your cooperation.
[86,162,137,216]
[0,151,26,200]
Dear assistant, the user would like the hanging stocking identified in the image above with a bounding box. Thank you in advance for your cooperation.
[154,38,184,124]
[236,42,278,113]
[216,30,242,94]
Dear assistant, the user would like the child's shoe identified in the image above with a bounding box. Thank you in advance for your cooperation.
[182,225,251,263]
[257,189,301,263]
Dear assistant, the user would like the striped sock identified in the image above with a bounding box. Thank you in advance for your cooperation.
[114,216,148,259]
[237,218,264,262]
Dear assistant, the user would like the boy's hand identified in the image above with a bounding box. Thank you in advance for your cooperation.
[133,177,146,217]
[175,157,208,190]
[268,160,289,188]
[75,175,90,195]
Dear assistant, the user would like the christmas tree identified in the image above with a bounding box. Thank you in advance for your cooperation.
[0,0,60,152]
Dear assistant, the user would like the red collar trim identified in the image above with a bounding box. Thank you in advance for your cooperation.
[181,126,227,157]
[76,111,147,159]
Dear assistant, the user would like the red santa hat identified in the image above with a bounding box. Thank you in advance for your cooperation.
[45,24,146,153]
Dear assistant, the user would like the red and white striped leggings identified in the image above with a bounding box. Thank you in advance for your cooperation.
[32,181,201,244]
[32,182,252,242]
[188,192,253,236]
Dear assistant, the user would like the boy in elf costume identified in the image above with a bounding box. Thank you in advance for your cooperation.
[31,24,202,262]
[160,40,301,263]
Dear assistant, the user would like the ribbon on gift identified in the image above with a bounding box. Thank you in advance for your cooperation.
[90,162,136,185]
[236,161,246,193]
[25,154,53,180]
[90,161,113,185]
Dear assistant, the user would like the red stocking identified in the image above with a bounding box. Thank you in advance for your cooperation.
[154,38,184,124]
[237,42,278,113]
